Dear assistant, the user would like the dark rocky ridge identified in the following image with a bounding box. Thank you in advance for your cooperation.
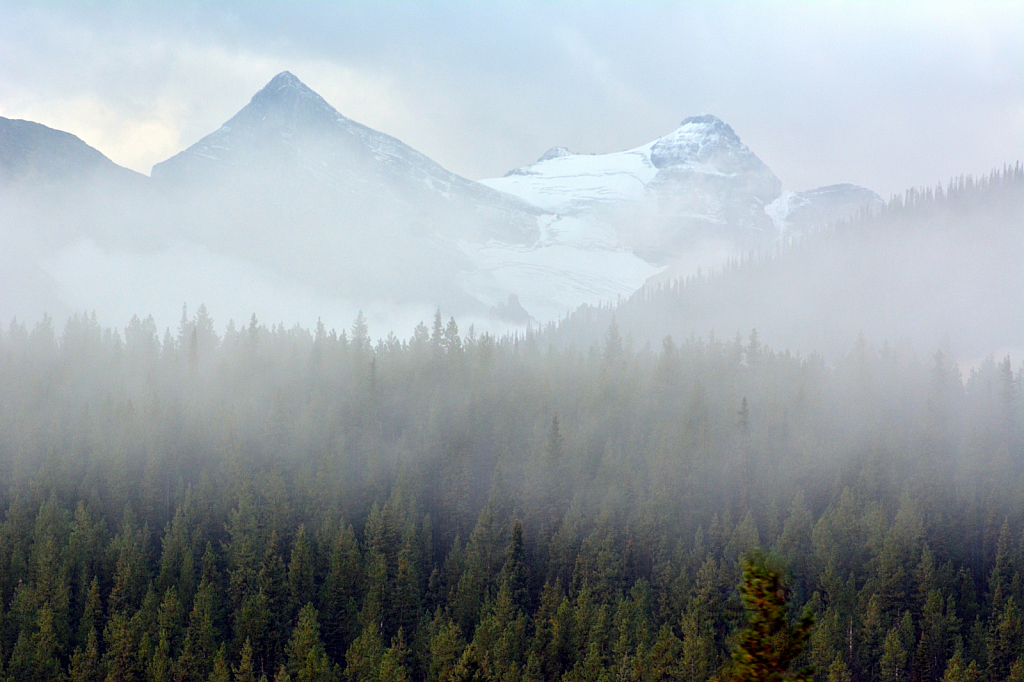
[0,116,144,187]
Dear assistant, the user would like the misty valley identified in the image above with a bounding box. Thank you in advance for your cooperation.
[1,72,1023,682]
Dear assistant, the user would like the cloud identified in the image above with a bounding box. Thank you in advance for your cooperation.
[0,9,416,175]
[0,1,1021,196]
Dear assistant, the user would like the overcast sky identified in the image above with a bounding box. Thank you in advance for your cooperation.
[1,1,1021,199]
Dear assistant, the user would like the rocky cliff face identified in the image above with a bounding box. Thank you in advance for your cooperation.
[766,184,883,235]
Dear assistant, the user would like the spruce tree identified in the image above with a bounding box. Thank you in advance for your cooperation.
[286,604,335,682]
[725,553,813,682]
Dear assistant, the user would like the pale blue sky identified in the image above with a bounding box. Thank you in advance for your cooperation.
[1,1,1021,198]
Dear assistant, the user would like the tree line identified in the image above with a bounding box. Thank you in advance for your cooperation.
[0,285,1021,681]
[549,163,1024,361]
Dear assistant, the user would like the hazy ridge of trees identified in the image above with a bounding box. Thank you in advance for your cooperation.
[549,164,1024,360]
[0,284,1021,682]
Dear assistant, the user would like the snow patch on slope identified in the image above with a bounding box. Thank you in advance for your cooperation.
[765,191,800,234]
[456,239,662,322]
[482,142,658,215]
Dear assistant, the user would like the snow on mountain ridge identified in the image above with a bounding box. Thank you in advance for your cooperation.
[481,113,778,229]
[483,114,879,272]
[537,146,575,162]
[649,114,747,170]
[143,71,664,324]
[483,141,658,215]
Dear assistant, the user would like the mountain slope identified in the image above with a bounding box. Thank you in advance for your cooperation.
[146,71,658,320]
[766,184,883,235]
[0,116,144,187]
[147,72,548,313]
[546,167,1024,362]
[152,71,541,245]
[0,118,157,324]
[1,75,888,336]
[2,73,658,329]
[484,115,880,265]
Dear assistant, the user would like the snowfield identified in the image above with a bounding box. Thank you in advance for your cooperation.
[482,142,659,215]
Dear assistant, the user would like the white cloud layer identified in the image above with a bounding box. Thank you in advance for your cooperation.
[0,1,1021,197]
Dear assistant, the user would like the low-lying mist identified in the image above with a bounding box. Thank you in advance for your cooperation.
[0,290,1021,678]
[551,167,1024,366]
[1,94,1022,682]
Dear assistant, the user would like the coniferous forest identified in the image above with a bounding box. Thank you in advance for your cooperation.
[0,175,1022,682]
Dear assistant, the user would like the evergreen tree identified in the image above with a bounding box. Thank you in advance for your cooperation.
[644,623,684,682]
[725,553,813,682]
[940,649,979,682]
[176,579,219,682]
[321,524,363,660]
[379,629,411,682]
[102,611,141,682]
[987,597,1023,681]
[234,638,258,682]
[287,526,315,622]
[879,628,909,682]
[498,521,530,613]
[68,628,102,682]
[427,612,465,682]
[209,644,231,682]
[344,622,386,682]
[285,604,335,682]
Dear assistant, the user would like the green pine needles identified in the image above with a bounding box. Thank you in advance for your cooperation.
[726,553,814,682]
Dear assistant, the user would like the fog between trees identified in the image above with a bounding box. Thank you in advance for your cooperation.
[0,279,1022,681]
[0,167,1021,682]
[551,165,1024,365]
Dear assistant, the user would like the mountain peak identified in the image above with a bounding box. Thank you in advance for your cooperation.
[678,114,737,136]
[267,70,301,86]
[650,113,747,169]
[537,146,574,162]
[151,70,343,179]
[258,71,315,99]
[245,71,334,116]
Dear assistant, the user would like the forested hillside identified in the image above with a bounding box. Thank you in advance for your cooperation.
[550,165,1024,361]
[0,302,1021,682]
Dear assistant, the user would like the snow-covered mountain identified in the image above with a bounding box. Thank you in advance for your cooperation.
[766,184,883,235]
[1,74,659,329]
[145,71,657,322]
[0,74,880,334]
[152,72,542,246]
[484,115,879,265]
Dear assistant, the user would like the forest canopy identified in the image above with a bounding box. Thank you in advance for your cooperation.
[0,166,1021,682]
[0,295,1021,681]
